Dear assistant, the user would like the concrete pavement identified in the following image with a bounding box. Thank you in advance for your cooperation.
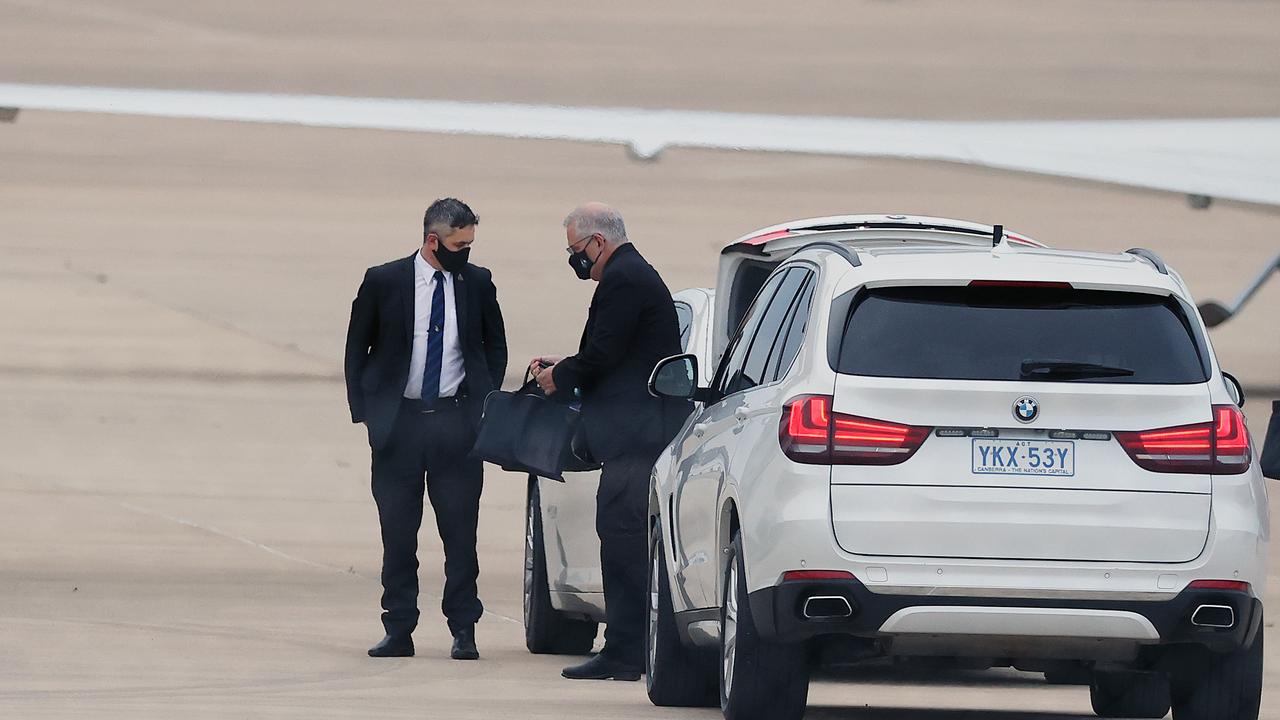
[1,1,1278,717]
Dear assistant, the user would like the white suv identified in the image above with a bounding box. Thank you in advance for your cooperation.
[645,216,1268,720]
[523,287,716,654]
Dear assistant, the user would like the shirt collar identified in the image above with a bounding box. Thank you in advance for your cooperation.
[600,241,636,276]
[415,250,448,281]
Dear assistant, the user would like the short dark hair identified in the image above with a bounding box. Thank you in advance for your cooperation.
[424,198,479,238]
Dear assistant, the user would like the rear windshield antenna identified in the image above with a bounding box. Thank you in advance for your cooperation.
[992,224,1003,247]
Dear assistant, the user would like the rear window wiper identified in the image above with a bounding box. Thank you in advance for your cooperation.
[1020,360,1135,380]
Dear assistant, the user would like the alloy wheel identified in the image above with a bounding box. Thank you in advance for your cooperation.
[523,495,536,627]
[647,546,661,676]
[722,557,739,699]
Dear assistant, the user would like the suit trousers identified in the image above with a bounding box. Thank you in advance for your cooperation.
[371,399,484,637]
[596,448,661,665]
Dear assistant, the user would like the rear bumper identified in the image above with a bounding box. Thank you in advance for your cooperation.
[748,577,1261,654]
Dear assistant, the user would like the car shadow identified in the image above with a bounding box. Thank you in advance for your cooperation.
[803,666,1095,719]
[814,664,1057,689]
[804,708,1091,720]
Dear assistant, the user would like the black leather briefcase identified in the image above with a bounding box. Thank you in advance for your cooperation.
[472,377,599,481]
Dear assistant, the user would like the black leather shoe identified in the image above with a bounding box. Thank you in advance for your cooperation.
[368,634,414,657]
[561,653,642,681]
[451,628,479,660]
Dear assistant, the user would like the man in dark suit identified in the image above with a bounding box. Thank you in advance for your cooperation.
[532,202,689,680]
[345,198,507,660]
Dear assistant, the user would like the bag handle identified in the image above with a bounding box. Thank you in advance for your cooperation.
[520,365,544,395]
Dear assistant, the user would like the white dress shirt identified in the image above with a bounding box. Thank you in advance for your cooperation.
[403,251,466,399]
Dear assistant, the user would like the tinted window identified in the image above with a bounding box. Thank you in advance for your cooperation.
[717,269,791,395]
[731,269,807,394]
[767,273,816,383]
[837,286,1207,384]
[675,301,694,352]
[726,261,780,340]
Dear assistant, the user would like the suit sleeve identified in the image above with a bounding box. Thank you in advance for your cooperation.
[344,269,377,423]
[553,275,640,393]
[481,270,508,390]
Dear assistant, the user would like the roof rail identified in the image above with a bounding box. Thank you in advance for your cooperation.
[1125,247,1168,275]
[794,240,862,267]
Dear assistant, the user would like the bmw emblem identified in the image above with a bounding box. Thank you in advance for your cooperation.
[1013,396,1039,423]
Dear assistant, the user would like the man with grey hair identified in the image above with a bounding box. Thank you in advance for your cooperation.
[532,202,690,680]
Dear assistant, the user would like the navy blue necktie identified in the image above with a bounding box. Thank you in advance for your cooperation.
[421,270,445,404]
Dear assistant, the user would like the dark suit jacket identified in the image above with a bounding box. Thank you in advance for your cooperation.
[345,253,507,450]
[552,243,690,462]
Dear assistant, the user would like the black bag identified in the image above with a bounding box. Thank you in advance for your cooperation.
[472,375,600,481]
[1261,400,1280,481]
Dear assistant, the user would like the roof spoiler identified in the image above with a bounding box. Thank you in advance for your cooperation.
[722,216,1047,258]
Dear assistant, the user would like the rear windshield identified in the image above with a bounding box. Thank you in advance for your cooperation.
[837,286,1208,384]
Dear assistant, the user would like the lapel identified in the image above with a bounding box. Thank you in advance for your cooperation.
[400,253,416,344]
[453,266,470,347]
[580,285,600,352]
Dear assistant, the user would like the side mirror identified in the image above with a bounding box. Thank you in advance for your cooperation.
[649,354,699,399]
[1223,372,1246,408]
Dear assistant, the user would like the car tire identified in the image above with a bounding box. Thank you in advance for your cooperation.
[719,532,809,720]
[1171,624,1263,720]
[1089,671,1171,718]
[524,477,598,655]
[645,523,718,707]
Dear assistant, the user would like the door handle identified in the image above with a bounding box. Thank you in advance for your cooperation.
[693,423,708,438]
[733,407,749,423]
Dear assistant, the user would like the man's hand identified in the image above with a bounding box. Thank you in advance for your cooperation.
[528,355,564,375]
[534,363,558,395]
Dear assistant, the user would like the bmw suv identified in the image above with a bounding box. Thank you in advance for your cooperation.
[644,216,1267,720]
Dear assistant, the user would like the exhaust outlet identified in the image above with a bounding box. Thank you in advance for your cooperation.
[803,595,853,619]
[1191,604,1235,629]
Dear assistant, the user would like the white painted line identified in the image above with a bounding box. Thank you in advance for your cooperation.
[117,500,346,574]
[115,499,522,626]
[2,83,1279,207]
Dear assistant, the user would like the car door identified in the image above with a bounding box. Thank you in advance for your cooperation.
[672,268,811,608]
[539,291,706,601]
[674,288,716,384]
[674,299,695,353]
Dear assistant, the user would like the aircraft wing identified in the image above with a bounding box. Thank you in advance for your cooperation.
[3,83,1280,209]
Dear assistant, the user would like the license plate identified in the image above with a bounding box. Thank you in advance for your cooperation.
[971,439,1074,477]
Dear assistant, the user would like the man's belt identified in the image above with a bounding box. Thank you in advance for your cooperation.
[402,393,468,414]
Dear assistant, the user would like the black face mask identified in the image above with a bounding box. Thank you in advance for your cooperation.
[433,241,471,273]
[568,237,597,280]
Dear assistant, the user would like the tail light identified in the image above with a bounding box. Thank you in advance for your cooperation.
[1115,405,1251,474]
[780,395,930,465]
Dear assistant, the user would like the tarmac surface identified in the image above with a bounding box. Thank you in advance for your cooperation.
[1,1,1278,718]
